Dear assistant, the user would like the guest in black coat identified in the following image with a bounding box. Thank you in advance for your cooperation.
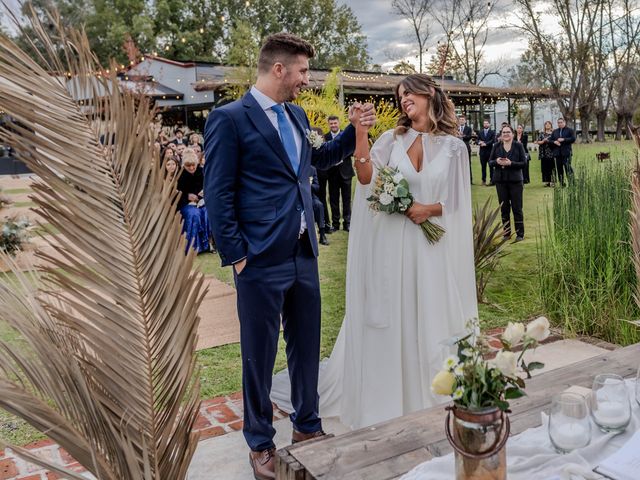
[535,120,555,186]
[324,116,354,231]
[550,117,576,186]
[309,166,329,245]
[489,125,528,241]
[458,114,473,183]
[476,119,496,186]
[515,124,530,184]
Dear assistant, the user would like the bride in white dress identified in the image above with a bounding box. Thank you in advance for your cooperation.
[271,73,477,430]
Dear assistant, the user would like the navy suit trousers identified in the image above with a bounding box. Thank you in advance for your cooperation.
[234,234,322,451]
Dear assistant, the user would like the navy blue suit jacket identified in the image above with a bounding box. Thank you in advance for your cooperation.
[477,128,496,151]
[203,92,355,267]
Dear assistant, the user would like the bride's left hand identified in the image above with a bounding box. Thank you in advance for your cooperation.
[405,202,431,224]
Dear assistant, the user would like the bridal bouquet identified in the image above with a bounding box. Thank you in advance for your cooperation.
[367,166,445,244]
[431,317,551,411]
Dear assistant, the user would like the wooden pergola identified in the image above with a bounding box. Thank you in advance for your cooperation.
[193,67,562,134]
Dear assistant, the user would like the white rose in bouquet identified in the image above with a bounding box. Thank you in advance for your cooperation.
[379,192,394,205]
[392,172,404,183]
[502,322,525,345]
[526,317,550,342]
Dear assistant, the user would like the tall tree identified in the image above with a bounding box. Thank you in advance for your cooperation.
[426,42,465,80]
[428,0,502,85]
[391,0,433,73]
[513,0,605,133]
[222,0,370,70]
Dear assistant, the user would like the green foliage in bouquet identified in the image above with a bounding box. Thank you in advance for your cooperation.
[431,318,550,412]
[0,217,30,256]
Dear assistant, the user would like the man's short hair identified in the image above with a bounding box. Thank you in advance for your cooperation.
[258,33,315,74]
[558,117,565,121]
[327,115,339,122]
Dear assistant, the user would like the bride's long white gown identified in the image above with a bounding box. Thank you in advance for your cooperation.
[271,128,478,429]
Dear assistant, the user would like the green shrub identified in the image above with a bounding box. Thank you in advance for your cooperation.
[538,161,640,345]
[0,217,31,255]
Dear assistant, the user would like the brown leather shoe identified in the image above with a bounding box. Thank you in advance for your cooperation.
[249,448,276,480]
[291,429,327,444]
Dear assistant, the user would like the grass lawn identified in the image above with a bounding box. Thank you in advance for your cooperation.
[0,140,635,446]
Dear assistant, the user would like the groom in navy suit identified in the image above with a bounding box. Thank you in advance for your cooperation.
[203,33,375,480]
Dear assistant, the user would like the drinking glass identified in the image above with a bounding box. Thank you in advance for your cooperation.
[548,392,591,453]
[591,373,631,433]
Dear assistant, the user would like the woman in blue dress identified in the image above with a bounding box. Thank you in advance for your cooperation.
[177,149,211,253]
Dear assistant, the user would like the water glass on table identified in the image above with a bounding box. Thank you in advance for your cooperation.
[549,392,591,453]
[590,373,631,433]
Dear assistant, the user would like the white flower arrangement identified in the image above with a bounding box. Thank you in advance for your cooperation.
[431,317,551,411]
[305,129,324,149]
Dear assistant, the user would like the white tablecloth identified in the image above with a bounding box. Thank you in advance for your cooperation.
[401,381,639,480]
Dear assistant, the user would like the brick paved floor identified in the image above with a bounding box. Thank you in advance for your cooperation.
[0,393,288,480]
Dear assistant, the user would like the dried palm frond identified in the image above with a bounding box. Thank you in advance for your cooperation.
[629,124,640,310]
[0,4,205,479]
[473,197,509,303]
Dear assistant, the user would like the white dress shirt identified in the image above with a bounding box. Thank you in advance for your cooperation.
[250,86,306,235]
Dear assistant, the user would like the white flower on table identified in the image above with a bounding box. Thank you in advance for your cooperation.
[492,351,518,378]
[305,129,324,149]
[502,322,525,345]
[452,386,464,400]
[526,317,550,342]
[443,354,460,371]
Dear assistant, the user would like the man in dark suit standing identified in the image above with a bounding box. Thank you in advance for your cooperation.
[476,118,495,186]
[316,122,333,233]
[458,114,473,184]
[325,115,354,231]
[550,117,576,186]
[204,33,375,480]
[309,165,329,245]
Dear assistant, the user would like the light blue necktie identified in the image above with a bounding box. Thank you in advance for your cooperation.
[271,104,300,174]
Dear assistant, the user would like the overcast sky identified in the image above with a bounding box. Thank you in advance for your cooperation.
[344,0,530,75]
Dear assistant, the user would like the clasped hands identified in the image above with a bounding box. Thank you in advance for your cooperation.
[496,157,512,167]
[348,102,376,130]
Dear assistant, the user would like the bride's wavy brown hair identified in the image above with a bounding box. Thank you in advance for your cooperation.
[394,74,458,137]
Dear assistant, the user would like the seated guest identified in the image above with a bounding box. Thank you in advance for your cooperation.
[189,133,204,151]
[309,165,329,246]
[172,129,188,146]
[177,149,211,254]
[164,156,178,178]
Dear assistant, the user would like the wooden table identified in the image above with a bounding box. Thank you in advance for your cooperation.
[276,342,639,480]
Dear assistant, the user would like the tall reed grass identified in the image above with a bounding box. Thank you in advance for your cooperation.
[538,161,640,345]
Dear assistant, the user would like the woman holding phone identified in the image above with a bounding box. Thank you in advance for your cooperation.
[489,125,527,242]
